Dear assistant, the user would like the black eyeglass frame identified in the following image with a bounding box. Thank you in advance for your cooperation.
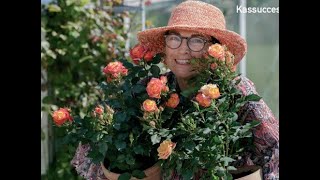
[164,33,211,52]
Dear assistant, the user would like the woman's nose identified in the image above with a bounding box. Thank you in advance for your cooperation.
[178,38,190,53]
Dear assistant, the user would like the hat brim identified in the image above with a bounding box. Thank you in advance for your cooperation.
[137,25,247,65]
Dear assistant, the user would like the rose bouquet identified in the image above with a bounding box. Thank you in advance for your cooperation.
[146,44,261,179]
[51,43,261,180]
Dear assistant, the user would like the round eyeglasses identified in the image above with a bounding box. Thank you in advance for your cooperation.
[164,34,209,52]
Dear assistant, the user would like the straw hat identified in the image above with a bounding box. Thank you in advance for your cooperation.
[137,0,247,65]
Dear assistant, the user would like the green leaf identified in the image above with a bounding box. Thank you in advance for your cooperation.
[117,154,126,162]
[98,143,108,155]
[47,4,61,12]
[150,65,160,77]
[119,172,131,180]
[138,70,148,77]
[220,157,235,166]
[115,112,128,123]
[244,94,261,102]
[227,166,237,171]
[231,112,238,121]
[203,128,211,134]
[133,145,144,155]
[132,84,146,94]
[132,170,146,179]
[115,140,126,151]
[181,169,193,180]
[248,120,261,128]
[152,53,162,64]
[158,129,170,137]
[125,155,135,165]
[184,140,196,152]
[79,55,93,63]
[151,134,161,145]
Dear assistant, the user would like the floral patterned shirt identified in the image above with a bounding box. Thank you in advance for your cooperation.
[71,73,279,180]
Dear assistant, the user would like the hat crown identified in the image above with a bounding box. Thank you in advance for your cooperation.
[167,1,226,30]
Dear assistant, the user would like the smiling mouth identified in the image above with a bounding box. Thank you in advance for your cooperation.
[175,59,190,65]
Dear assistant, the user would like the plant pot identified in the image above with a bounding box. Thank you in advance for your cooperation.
[100,162,162,180]
[232,165,263,180]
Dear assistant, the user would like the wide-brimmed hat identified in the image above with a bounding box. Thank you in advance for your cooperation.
[137,0,247,65]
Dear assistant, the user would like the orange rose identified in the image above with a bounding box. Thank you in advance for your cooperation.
[166,93,180,108]
[103,61,128,81]
[195,93,212,108]
[146,78,165,99]
[208,43,225,60]
[142,99,158,112]
[95,105,104,115]
[200,84,220,99]
[157,140,176,160]
[130,44,148,64]
[144,51,155,62]
[103,61,123,74]
[52,108,73,126]
[210,63,217,70]
[225,51,235,66]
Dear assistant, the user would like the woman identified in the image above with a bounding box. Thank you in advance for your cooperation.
[72,1,279,179]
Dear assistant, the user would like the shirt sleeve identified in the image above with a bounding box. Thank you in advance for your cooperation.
[71,143,108,180]
[236,76,279,180]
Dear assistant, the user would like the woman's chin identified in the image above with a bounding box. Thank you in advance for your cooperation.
[173,72,197,80]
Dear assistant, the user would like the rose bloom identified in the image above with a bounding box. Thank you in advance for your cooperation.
[166,93,180,108]
[210,63,217,70]
[146,78,165,99]
[208,43,225,60]
[142,99,158,112]
[200,84,220,99]
[160,76,167,84]
[103,61,124,74]
[149,121,156,128]
[195,93,212,108]
[130,44,148,64]
[95,106,104,115]
[225,51,234,65]
[157,140,176,160]
[144,51,155,62]
[52,108,73,126]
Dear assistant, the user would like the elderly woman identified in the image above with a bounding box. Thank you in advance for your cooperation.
[72,1,279,180]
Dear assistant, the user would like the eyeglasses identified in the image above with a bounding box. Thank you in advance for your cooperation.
[164,34,210,52]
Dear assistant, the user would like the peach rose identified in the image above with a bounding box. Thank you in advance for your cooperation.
[103,61,128,81]
[157,140,176,160]
[160,76,168,84]
[195,93,212,108]
[142,99,158,112]
[103,61,124,74]
[200,84,220,99]
[208,43,225,60]
[146,78,165,99]
[52,108,73,126]
[166,93,180,108]
[225,51,235,65]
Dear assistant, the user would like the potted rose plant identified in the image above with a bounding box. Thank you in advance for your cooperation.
[51,43,261,180]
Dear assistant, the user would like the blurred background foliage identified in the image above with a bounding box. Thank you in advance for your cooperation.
[41,0,278,179]
[41,0,131,179]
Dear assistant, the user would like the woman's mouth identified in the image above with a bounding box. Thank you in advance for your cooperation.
[175,59,190,65]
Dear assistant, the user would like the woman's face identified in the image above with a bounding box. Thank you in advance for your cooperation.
[164,30,212,80]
